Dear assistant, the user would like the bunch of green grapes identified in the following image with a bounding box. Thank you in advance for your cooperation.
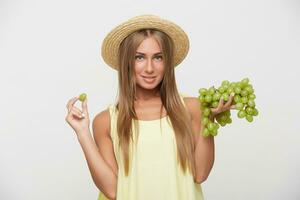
[198,78,259,137]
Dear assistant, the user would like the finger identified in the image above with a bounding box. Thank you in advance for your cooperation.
[211,97,224,113]
[217,97,224,110]
[71,106,84,116]
[69,108,84,118]
[82,97,88,115]
[66,97,77,108]
[225,93,234,108]
[67,97,79,112]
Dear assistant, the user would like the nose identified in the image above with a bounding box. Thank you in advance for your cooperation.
[145,58,154,73]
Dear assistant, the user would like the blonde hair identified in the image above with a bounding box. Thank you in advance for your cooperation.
[115,28,196,178]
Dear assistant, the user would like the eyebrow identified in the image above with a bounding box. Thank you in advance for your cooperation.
[136,51,162,55]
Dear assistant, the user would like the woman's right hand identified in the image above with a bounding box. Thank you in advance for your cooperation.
[65,96,90,136]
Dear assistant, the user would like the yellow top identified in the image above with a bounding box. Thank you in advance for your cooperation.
[98,93,204,200]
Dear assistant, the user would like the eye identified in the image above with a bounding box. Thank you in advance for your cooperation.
[135,55,144,60]
[155,55,163,60]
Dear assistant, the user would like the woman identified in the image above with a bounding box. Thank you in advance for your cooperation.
[65,14,234,200]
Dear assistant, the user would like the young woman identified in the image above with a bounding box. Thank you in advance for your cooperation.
[65,14,234,200]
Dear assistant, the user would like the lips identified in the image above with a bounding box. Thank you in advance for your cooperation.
[142,76,156,78]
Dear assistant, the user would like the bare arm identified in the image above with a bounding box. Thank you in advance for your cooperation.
[186,97,215,184]
[77,110,117,199]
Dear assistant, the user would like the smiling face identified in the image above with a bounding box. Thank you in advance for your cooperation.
[134,36,165,91]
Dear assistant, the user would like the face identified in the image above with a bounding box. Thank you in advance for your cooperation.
[134,37,165,90]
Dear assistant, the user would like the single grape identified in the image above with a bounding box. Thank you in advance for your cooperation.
[202,117,209,125]
[199,88,208,96]
[208,86,216,95]
[198,95,205,103]
[235,103,244,110]
[246,115,253,122]
[207,122,215,131]
[241,97,248,104]
[203,128,210,137]
[248,94,256,100]
[222,80,230,86]
[222,93,229,101]
[79,93,87,102]
[211,101,219,108]
[203,107,211,117]
[247,99,256,107]
[240,90,248,97]
[210,129,218,136]
[238,110,246,118]
[245,86,254,94]
[218,86,226,93]
[234,86,242,94]
[252,108,259,116]
[241,78,250,87]
[205,95,213,103]
[245,107,254,115]
[213,92,221,101]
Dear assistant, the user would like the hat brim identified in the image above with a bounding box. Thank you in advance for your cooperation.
[101,14,190,70]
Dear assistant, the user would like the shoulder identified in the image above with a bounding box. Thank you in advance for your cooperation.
[92,107,111,139]
[181,95,202,121]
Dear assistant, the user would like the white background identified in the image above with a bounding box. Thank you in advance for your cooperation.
[0,0,299,199]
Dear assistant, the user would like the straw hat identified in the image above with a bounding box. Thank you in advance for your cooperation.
[101,14,190,71]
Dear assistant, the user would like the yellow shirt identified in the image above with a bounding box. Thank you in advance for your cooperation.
[98,93,204,200]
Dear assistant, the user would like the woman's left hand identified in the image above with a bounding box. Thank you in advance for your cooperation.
[210,93,236,119]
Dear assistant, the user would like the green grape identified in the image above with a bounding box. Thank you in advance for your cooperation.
[235,103,244,110]
[211,129,218,136]
[214,122,220,130]
[199,88,208,96]
[248,94,256,100]
[207,122,215,131]
[205,95,212,103]
[224,110,231,116]
[238,110,246,118]
[202,117,209,125]
[252,108,259,116]
[198,77,258,137]
[211,101,219,108]
[203,128,210,137]
[240,90,248,97]
[241,78,250,87]
[213,92,221,101]
[245,86,254,94]
[230,82,237,88]
[226,118,232,124]
[223,85,229,91]
[222,80,230,86]
[247,99,256,107]
[203,107,211,117]
[234,95,242,103]
[222,93,229,101]
[219,121,226,126]
[241,97,248,104]
[234,86,242,94]
[245,107,254,115]
[246,115,253,122]
[218,86,226,93]
[79,93,87,102]
[198,95,205,103]
[227,87,234,94]
[201,102,209,107]
[208,86,216,95]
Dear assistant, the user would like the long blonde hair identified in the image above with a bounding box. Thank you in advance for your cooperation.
[115,28,196,178]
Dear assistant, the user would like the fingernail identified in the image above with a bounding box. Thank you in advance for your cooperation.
[81,113,85,117]
[231,92,235,96]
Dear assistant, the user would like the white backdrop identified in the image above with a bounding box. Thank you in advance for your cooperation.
[1,0,299,199]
